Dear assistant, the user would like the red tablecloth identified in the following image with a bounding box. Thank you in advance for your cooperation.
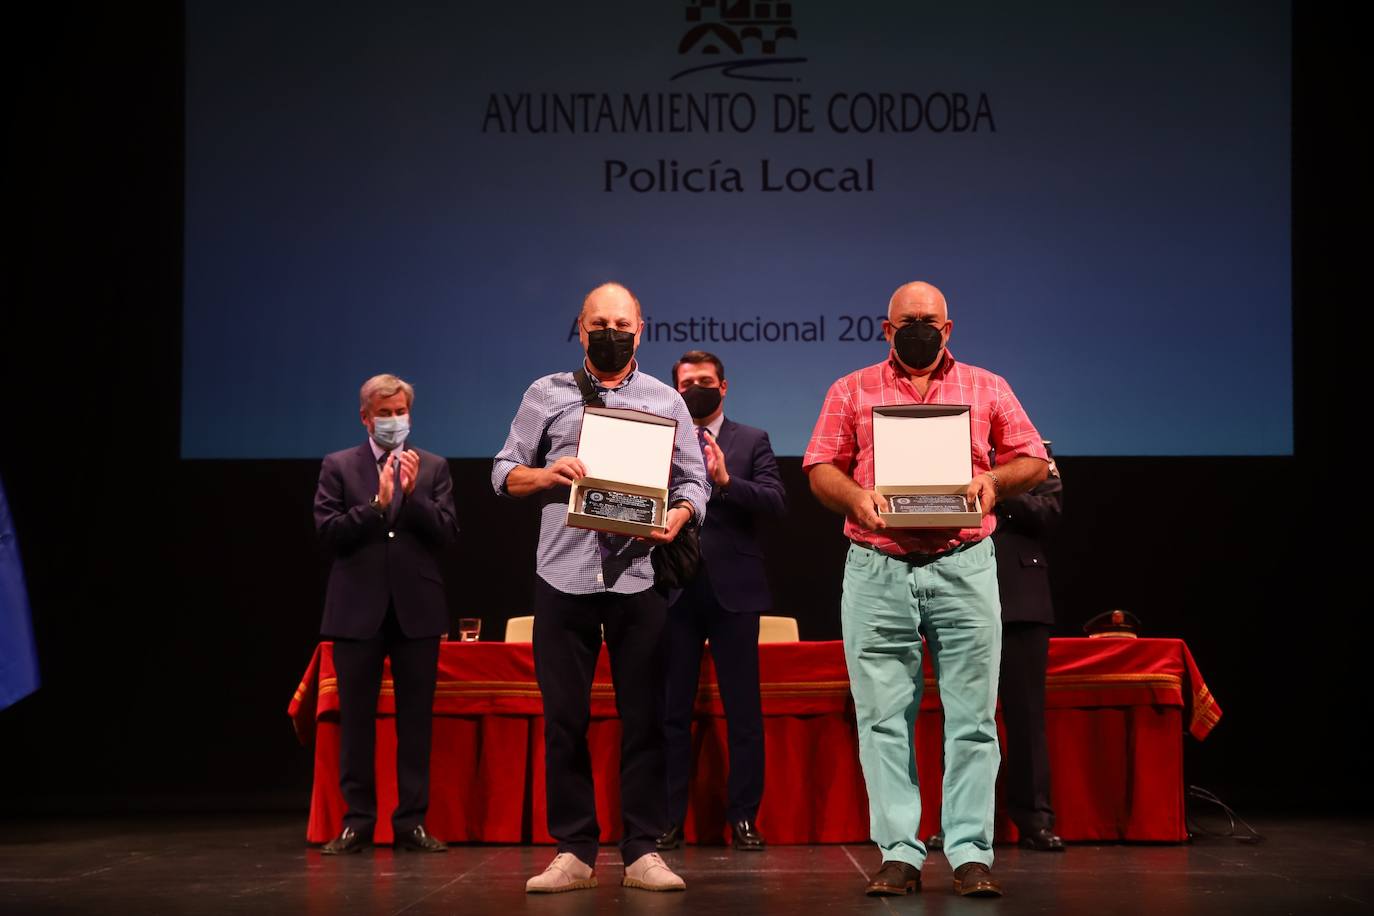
[289,638,1220,845]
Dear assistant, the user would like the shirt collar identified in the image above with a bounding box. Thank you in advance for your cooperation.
[886,348,955,383]
[703,412,725,439]
[368,437,392,465]
[583,357,639,390]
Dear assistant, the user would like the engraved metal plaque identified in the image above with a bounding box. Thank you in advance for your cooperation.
[887,494,969,514]
[580,488,659,525]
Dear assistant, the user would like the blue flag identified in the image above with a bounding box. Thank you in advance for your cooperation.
[1,476,39,710]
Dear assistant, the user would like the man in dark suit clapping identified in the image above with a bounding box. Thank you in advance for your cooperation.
[313,373,459,854]
[658,351,786,852]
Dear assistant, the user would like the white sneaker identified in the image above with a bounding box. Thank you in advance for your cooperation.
[525,852,598,893]
[622,852,686,891]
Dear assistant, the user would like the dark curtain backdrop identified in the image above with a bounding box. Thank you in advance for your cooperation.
[2,3,1362,814]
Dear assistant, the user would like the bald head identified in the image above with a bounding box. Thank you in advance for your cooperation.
[884,280,953,375]
[577,281,644,379]
[887,281,948,324]
[581,282,642,322]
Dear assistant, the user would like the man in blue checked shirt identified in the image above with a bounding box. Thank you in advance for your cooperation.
[493,282,709,894]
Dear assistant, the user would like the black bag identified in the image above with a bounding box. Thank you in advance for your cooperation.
[572,369,701,589]
[650,523,701,590]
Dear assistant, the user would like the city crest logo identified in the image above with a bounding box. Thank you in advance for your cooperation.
[672,0,806,82]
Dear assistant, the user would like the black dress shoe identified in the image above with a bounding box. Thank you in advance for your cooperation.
[953,862,1003,897]
[1018,827,1065,852]
[731,820,766,851]
[394,825,447,852]
[656,824,683,851]
[926,831,944,851]
[865,860,920,896]
[321,827,370,855]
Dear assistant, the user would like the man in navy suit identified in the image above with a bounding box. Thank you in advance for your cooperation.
[658,351,786,852]
[313,373,459,855]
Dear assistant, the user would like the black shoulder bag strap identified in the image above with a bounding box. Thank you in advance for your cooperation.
[573,367,605,408]
[535,369,601,471]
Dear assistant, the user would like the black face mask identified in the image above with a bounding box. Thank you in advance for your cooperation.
[680,384,722,419]
[892,321,945,371]
[585,328,636,374]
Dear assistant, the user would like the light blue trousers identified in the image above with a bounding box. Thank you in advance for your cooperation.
[840,538,1002,870]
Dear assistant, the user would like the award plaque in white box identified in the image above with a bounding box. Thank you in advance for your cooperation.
[872,404,983,528]
[566,406,677,537]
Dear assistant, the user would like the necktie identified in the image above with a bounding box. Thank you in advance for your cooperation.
[697,426,718,497]
[379,451,402,524]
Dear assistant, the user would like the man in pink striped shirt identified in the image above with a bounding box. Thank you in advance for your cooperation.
[803,281,1048,899]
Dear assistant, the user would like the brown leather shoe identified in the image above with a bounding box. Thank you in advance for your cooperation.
[864,860,920,896]
[953,862,1003,897]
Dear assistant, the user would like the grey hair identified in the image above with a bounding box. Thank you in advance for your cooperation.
[359,373,414,412]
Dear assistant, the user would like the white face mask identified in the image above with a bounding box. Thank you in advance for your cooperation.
[371,414,410,450]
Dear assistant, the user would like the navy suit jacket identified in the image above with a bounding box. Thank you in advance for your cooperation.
[991,474,1062,625]
[687,418,786,613]
[314,442,459,639]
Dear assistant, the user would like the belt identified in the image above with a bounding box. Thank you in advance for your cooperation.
[848,538,980,567]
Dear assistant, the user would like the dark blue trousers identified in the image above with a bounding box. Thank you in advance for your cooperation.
[1000,621,1055,832]
[663,573,764,827]
[332,604,440,837]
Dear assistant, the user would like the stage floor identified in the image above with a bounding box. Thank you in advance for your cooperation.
[1,815,1370,915]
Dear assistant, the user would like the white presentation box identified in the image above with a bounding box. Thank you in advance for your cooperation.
[872,403,983,528]
[566,405,677,537]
